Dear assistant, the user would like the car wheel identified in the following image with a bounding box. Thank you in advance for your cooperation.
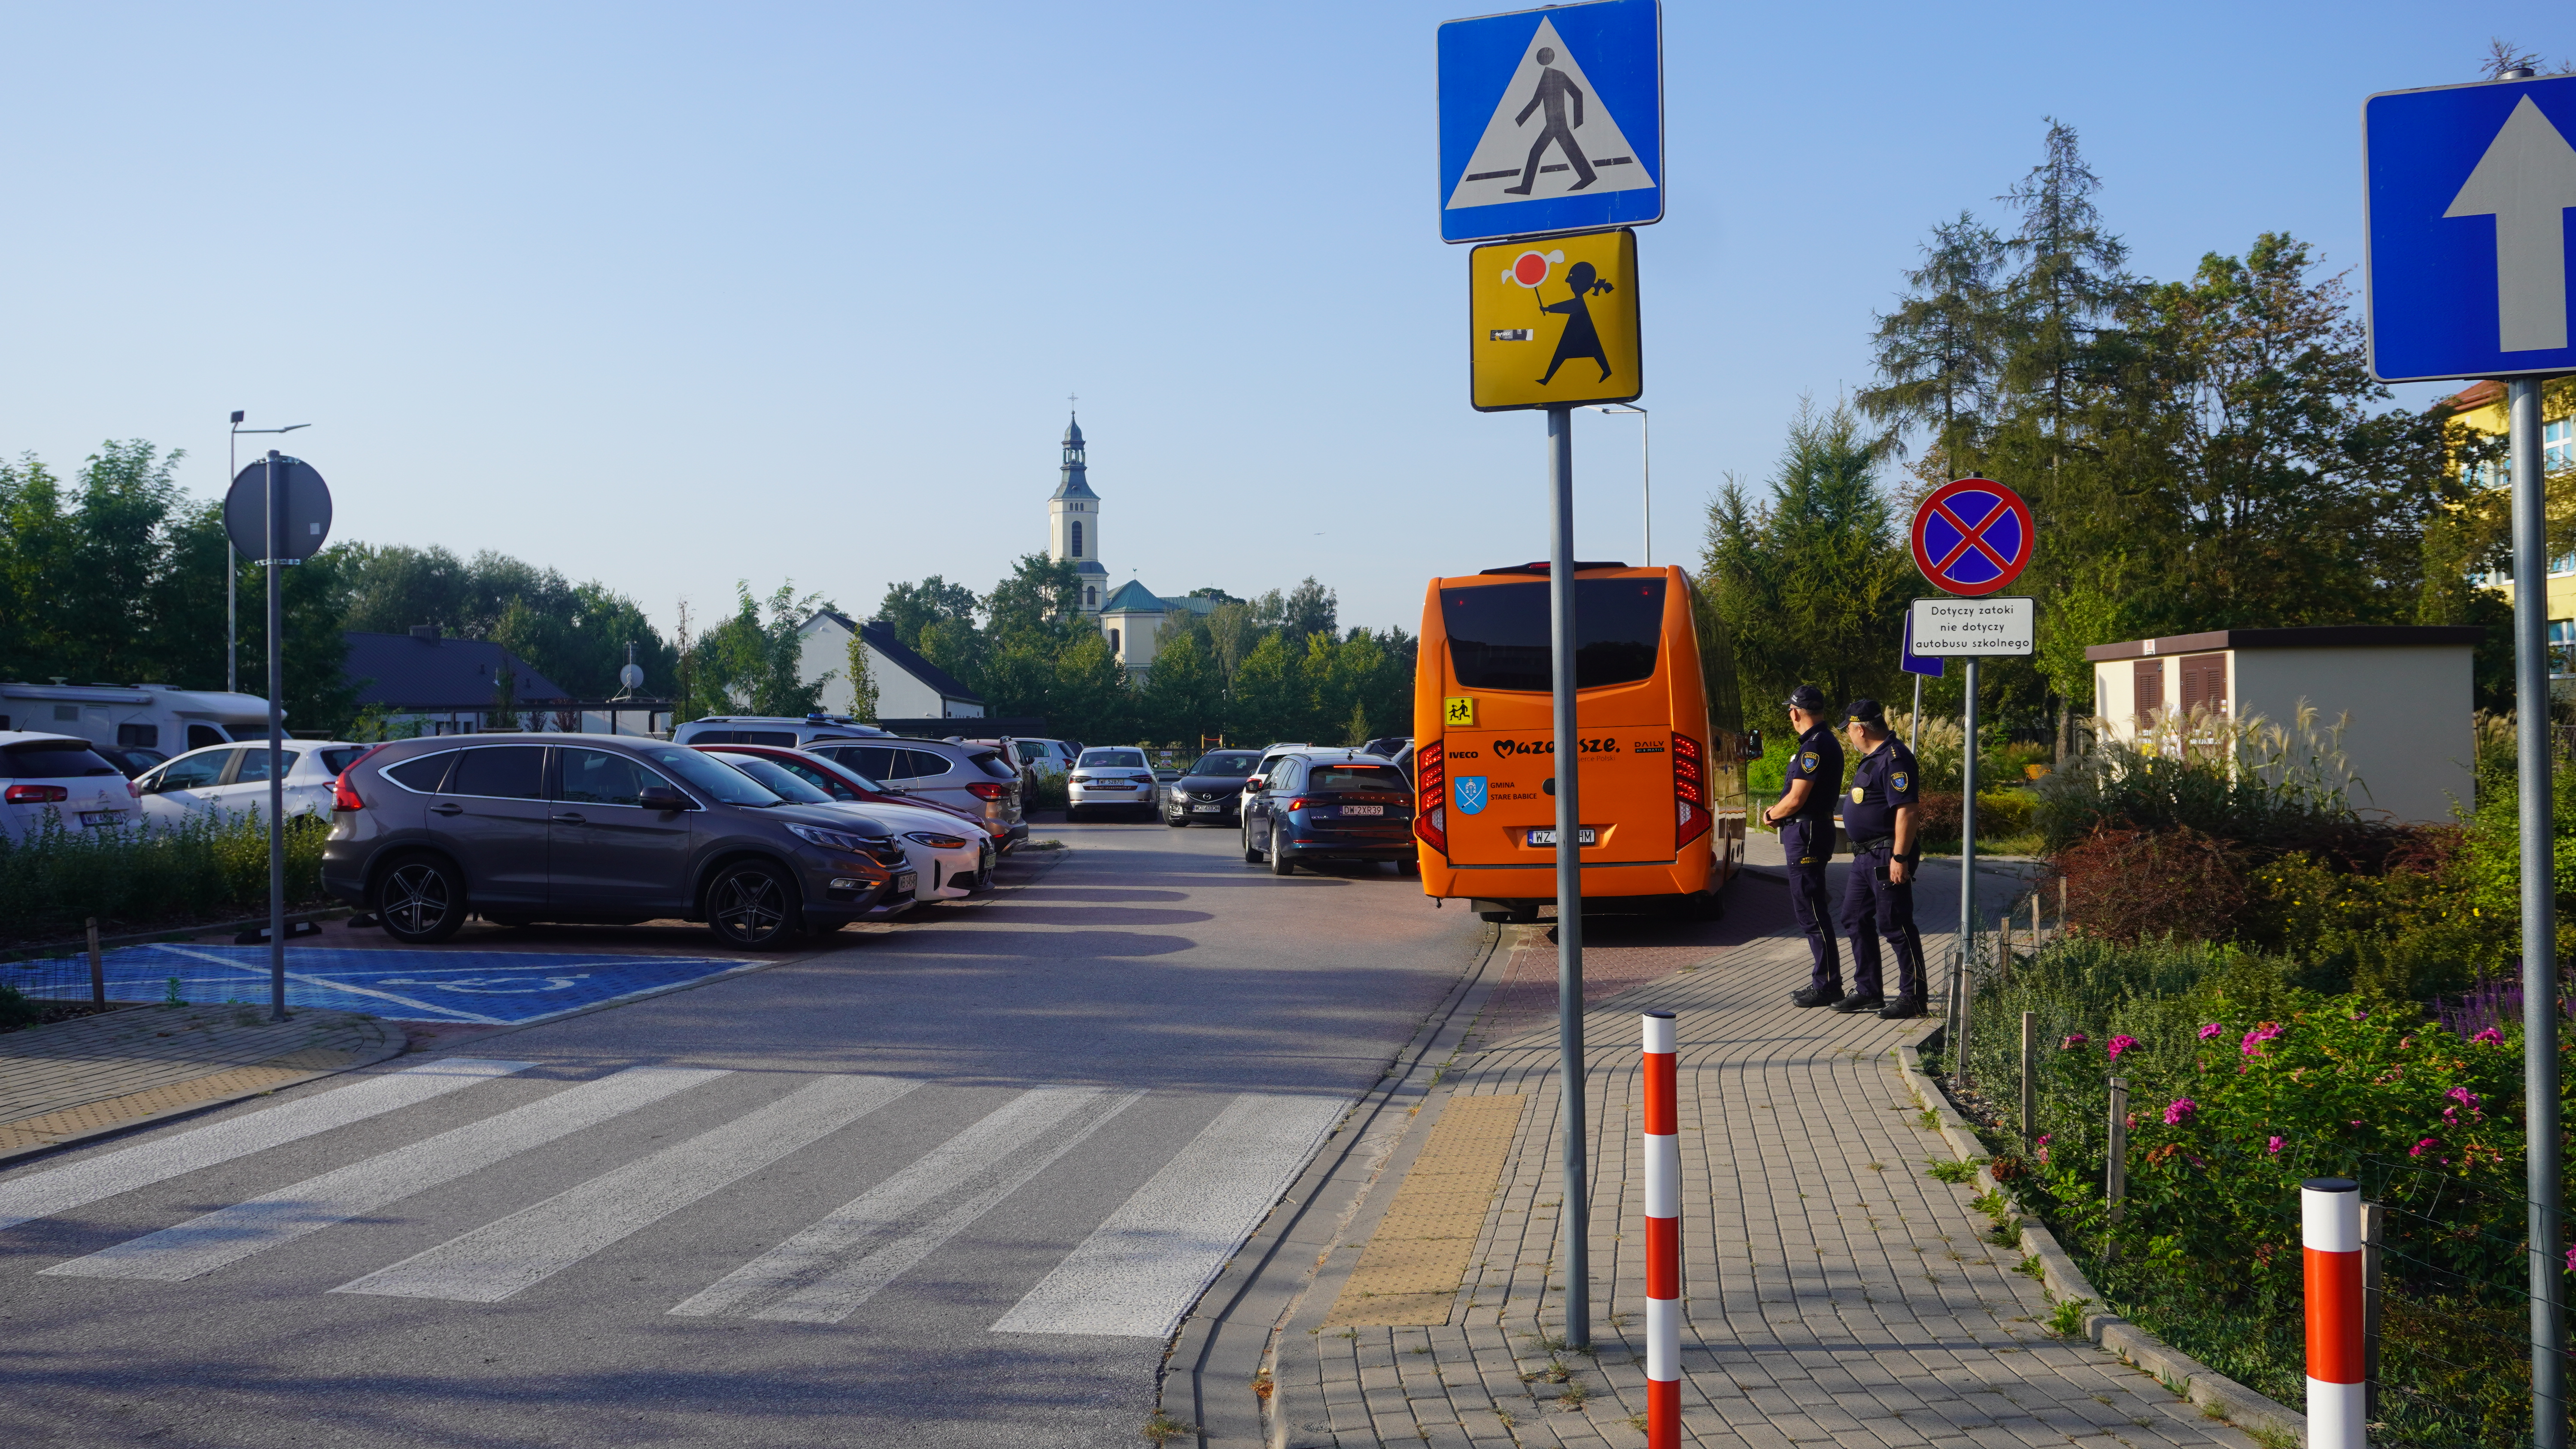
[375,855,467,944]
[1166,809,1188,827]
[1242,823,1262,864]
[705,860,805,950]
[1270,840,1297,876]
[1398,857,1422,876]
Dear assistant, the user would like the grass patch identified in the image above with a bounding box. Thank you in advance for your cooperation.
[2046,1295,2094,1337]
[0,814,329,949]
[1924,1158,1979,1184]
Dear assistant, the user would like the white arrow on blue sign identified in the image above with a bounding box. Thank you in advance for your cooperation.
[2365,74,2576,382]
[1437,0,1662,245]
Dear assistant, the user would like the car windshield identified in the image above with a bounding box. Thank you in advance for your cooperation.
[1310,764,1408,792]
[2,743,122,779]
[644,747,784,806]
[1079,749,1147,769]
[1187,752,1261,778]
[714,753,836,805]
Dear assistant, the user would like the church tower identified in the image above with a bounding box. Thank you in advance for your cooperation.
[1047,414,1111,614]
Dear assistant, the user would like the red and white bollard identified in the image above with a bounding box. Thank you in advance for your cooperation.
[2303,1176,2365,1448]
[1642,1010,1680,1448]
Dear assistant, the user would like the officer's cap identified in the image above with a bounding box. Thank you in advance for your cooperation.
[1843,697,1887,726]
[1785,684,1829,712]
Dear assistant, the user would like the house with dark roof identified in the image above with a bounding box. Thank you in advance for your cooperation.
[795,611,985,720]
[343,627,574,735]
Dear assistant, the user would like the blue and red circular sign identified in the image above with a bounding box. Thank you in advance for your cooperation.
[1911,477,2032,596]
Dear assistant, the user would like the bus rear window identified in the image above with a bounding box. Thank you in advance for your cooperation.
[1441,578,1666,691]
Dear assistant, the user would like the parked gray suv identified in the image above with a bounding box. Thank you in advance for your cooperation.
[320,734,918,949]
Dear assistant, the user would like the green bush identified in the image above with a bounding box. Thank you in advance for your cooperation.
[0,815,328,945]
[1945,934,2573,1446]
[2034,708,2364,855]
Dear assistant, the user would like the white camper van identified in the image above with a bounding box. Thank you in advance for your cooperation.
[0,682,274,759]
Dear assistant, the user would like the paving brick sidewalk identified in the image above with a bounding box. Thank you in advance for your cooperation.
[0,1004,401,1159]
[1274,862,2258,1449]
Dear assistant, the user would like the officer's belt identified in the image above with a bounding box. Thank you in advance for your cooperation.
[1849,834,1895,852]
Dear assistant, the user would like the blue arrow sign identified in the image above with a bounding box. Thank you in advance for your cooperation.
[2364,75,2576,382]
[1437,0,1662,245]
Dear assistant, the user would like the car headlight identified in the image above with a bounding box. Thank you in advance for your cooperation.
[905,831,970,848]
[787,822,885,855]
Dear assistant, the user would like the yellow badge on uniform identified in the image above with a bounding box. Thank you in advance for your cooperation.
[1444,696,1476,727]
[1851,786,1865,804]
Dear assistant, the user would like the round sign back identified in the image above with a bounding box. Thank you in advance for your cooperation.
[223,457,333,562]
[1911,477,2032,597]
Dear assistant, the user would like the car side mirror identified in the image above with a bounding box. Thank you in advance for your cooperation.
[638,785,694,811]
[1245,776,1265,790]
[1744,729,1765,761]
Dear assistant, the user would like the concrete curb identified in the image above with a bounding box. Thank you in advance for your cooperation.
[3,906,358,967]
[1892,1026,2309,1448]
[0,1012,410,1170]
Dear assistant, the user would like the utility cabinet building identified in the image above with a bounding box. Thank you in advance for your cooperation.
[2084,625,2482,825]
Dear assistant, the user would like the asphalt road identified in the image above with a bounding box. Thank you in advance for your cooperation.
[0,813,1483,1448]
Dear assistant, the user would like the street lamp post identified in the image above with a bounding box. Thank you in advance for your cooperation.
[1583,404,1650,565]
[227,414,310,694]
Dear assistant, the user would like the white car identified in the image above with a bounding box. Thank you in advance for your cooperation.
[707,751,987,902]
[1066,746,1157,821]
[134,740,371,828]
[0,731,142,843]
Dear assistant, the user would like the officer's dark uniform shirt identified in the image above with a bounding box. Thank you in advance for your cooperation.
[1843,738,1920,844]
[1787,725,1843,823]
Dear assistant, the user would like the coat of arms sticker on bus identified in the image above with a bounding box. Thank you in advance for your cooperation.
[1455,777,1489,815]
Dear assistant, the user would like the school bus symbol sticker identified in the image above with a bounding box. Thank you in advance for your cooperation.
[1444,696,1477,727]
[1469,227,1640,412]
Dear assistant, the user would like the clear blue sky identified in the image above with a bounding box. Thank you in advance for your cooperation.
[0,3,2558,646]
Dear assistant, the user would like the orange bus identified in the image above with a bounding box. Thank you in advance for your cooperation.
[1411,562,1751,922]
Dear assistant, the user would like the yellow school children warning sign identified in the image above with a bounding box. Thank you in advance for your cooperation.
[1469,227,1640,412]
[1444,695,1476,726]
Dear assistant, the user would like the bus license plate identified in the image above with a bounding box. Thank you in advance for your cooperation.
[1340,805,1384,816]
[1528,828,1596,847]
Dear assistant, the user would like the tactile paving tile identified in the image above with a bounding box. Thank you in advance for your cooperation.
[1324,1093,1526,1326]
[0,1058,331,1151]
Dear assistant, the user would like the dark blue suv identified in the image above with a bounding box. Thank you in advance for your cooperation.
[1240,751,1416,876]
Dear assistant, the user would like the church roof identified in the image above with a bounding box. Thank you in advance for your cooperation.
[1099,579,1167,613]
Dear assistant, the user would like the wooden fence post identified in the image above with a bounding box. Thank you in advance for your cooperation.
[2105,1076,2129,1258]
[87,918,104,1007]
[2020,1011,2036,1151]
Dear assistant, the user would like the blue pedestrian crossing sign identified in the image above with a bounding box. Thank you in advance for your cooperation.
[2364,74,2576,382]
[1438,0,1662,244]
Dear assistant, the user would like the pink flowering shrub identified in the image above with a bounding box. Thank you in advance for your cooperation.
[2107,1034,2139,1063]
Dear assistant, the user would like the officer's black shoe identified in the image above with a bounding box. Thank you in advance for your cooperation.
[1878,997,1927,1020]
[1830,993,1886,1014]
[1790,985,1843,1009]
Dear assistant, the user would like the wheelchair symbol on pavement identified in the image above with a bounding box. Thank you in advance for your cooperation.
[376,974,593,994]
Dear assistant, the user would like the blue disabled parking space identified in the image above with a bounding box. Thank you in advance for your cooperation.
[12,943,761,1025]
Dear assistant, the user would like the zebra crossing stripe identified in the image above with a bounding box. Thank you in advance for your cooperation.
[329,1074,921,1303]
[990,1092,1349,1337]
[0,1058,535,1235]
[41,1065,727,1282]
[669,1085,1143,1322]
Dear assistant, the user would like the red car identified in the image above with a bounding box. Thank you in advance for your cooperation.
[692,742,1009,852]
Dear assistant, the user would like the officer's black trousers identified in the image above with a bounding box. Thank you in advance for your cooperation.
[1839,842,1926,1002]
[1779,818,1841,991]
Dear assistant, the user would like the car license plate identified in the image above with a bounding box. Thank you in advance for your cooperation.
[1094,784,1131,791]
[79,811,121,828]
[895,872,917,895]
[1527,828,1597,847]
[1341,805,1384,816]
[1191,804,1222,813]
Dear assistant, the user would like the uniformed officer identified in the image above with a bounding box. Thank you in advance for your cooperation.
[1832,697,1928,1018]
[1759,684,1844,1008]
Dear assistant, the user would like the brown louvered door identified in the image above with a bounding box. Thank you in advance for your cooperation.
[2132,658,2164,725]
[2176,654,2227,720]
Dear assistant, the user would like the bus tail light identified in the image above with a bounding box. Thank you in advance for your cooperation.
[1413,741,1447,855]
[1672,732,1710,849]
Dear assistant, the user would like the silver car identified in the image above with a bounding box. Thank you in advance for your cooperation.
[1066,746,1156,821]
[0,732,141,843]
[134,740,370,827]
[804,737,1028,846]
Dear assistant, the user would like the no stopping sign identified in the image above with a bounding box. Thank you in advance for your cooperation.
[1910,477,2032,596]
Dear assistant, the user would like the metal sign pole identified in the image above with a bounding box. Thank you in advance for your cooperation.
[1952,657,1978,1092]
[265,451,288,1024]
[2508,376,2567,1449]
[1546,402,1589,1350]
